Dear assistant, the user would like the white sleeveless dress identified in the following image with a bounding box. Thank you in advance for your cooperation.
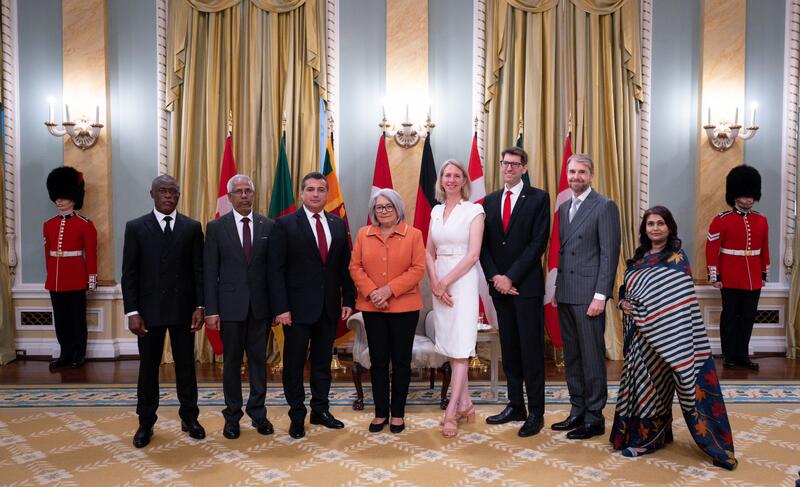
[430,201,485,359]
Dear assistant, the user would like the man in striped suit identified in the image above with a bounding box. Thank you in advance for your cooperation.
[552,154,621,440]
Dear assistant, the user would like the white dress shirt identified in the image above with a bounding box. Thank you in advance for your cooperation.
[233,210,255,246]
[153,208,177,231]
[303,205,331,252]
[499,180,524,219]
[569,187,605,301]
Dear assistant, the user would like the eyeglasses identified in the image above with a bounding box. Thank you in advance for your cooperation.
[230,188,254,196]
[499,160,525,168]
[375,204,395,213]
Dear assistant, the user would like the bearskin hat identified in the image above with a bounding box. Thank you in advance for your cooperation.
[725,165,761,207]
[46,166,85,210]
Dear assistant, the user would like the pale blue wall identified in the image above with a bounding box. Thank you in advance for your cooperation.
[429,0,472,167]
[18,0,63,284]
[339,0,386,229]
[744,0,784,283]
[649,0,700,262]
[108,0,159,281]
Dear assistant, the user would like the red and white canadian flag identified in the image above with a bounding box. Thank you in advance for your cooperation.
[468,131,497,329]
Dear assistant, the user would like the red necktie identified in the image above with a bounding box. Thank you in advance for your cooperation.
[313,214,328,263]
[502,190,512,232]
[242,217,252,263]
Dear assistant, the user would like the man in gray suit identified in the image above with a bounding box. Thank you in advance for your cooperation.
[552,154,620,440]
[205,174,275,440]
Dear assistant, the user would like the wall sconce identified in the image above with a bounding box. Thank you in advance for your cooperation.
[44,101,104,150]
[703,105,758,152]
[380,103,434,148]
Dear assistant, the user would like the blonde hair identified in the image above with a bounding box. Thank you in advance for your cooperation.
[435,159,471,203]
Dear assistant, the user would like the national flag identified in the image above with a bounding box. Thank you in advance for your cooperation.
[322,132,354,344]
[368,133,393,224]
[468,131,498,329]
[412,135,437,244]
[516,130,531,186]
[543,135,572,348]
[206,131,238,354]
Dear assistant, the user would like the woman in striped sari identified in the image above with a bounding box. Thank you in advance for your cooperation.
[611,206,737,470]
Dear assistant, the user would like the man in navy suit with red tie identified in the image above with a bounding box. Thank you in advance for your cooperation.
[271,172,355,439]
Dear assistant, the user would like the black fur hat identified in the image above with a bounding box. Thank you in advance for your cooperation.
[725,165,761,207]
[46,166,85,210]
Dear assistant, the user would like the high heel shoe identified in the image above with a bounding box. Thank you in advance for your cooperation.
[458,405,476,424]
[441,415,459,438]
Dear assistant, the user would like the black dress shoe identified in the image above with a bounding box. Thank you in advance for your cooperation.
[723,360,738,369]
[289,421,305,439]
[133,426,153,448]
[389,421,405,434]
[310,411,345,429]
[71,357,86,368]
[223,420,240,439]
[49,358,69,370]
[566,421,605,440]
[551,415,584,431]
[369,418,387,433]
[739,360,759,371]
[181,420,206,439]
[518,415,544,437]
[251,418,274,435]
[485,406,527,425]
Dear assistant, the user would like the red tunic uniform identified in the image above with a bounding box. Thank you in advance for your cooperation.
[705,208,770,290]
[43,213,98,291]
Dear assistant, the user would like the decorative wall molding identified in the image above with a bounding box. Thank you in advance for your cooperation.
[15,306,104,333]
[695,284,790,299]
[156,0,168,176]
[15,337,138,359]
[638,0,652,216]
[12,283,123,300]
[1,0,19,279]
[781,0,800,279]
[472,0,486,163]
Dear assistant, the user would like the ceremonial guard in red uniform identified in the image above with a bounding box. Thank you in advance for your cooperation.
[706,165,769,370]
[44,166,97,370]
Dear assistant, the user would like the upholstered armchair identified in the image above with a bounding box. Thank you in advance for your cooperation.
[347,310,451,410]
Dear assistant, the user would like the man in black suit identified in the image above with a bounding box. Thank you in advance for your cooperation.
[480,147,550,437]
[204,174,275,439]
[122,175,205,448]
[271,172,356,439]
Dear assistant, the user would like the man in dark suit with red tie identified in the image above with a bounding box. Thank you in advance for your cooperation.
[205,174,275,440]
[480,147,550,437]
[121,175,205,448]
[271,172,356,439]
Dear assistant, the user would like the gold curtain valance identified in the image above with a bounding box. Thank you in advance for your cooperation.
[502,0,628,14]
[503,0,558,13]
[250,0,307,13]
[186,0,240,13]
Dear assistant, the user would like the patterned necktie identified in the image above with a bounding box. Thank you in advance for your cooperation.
[314,214,328,263]
[163,216,173,238]
[502,190,512,232]
[569,197,581,223]
[242,217,252,263]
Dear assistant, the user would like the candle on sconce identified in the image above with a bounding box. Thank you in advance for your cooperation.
[65,104,71,123]
[734,107,739,125]
[751,106,757,127]
[427,105,431,120]
[48,102,54,124]
[95,105,100,124]
[405,104,409,122]
[707,107,711,126]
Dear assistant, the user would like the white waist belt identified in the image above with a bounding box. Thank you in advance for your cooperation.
[49,250,84,257]
[437,245,468,256]
[720,248,760,256]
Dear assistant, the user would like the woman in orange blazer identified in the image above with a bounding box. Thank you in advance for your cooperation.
[350,188,426,434]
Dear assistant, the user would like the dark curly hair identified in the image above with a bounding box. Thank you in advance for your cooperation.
[627,206,682,266]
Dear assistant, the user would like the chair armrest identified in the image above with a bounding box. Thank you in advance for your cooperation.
[346,312,371,368]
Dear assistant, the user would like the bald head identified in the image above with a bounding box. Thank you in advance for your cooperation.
[150,174,180,214]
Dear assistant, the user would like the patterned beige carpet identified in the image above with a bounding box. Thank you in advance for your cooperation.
[2,400,800,486]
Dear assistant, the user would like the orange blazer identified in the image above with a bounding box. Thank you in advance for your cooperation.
[349,222,425,313]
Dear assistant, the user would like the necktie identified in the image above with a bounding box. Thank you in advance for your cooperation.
[569,198,581,223]
[163,215,173,238]
[314,214,328,263]
[242,217,252,263]
[502,190,512,232]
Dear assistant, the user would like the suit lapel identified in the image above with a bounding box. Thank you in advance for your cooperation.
[326,213,341,259]
[562,190,598,244]
[144,212,167,255]
[161,213,183,256]
[505,187,531,235]
[297,210,323,263]
[486,192,504,237]
[223,212,246,264]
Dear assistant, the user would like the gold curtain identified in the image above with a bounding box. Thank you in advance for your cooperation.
[0,17,16,365]
[786,237,800,359]
[164,0,325,362]
[484,0,641,359]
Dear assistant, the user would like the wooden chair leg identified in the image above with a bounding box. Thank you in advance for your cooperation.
[352,362,365,410]
[439,362,451,410]
[429,367,435,389]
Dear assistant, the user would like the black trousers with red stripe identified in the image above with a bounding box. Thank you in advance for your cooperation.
[50,290,87,362]
[719,288,760,363]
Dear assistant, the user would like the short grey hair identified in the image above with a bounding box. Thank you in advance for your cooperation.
[151,174,179,192]
[227,174,255,193]
[435,159,471,203]
[567,153,594,174]
[368,188,406,225]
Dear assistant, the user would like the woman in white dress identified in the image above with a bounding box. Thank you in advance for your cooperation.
[425,159,485,438]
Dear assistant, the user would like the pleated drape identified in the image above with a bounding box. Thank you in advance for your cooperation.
[484,0,641,359]
[164,0,325,362]
[0,16,16,365]
[786,236,800,359]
